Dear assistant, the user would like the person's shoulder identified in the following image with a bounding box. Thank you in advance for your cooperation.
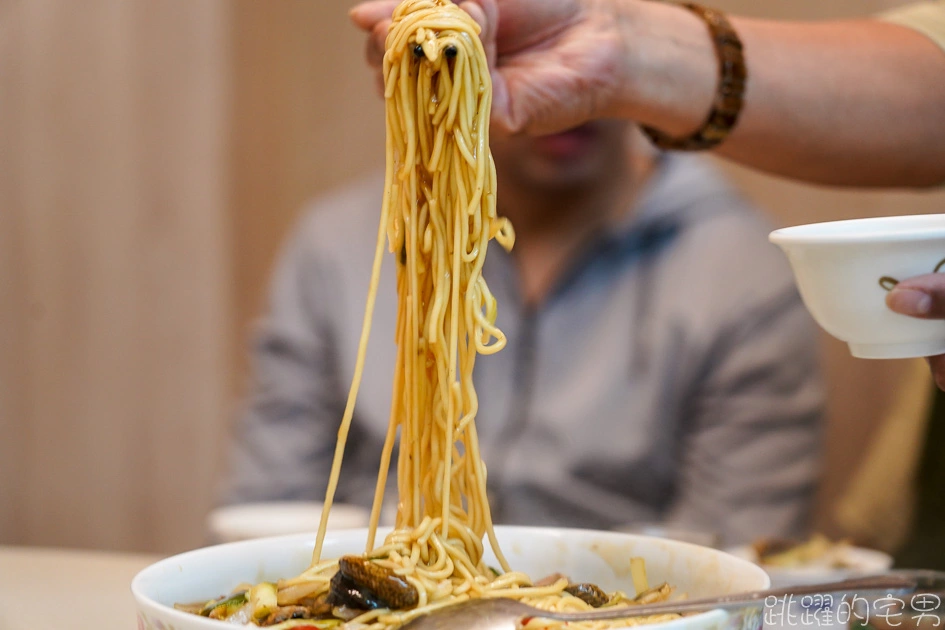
[652,155,799,307]
[656,154,778,250]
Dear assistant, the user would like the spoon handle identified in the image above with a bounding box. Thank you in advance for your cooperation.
[545,575,916,622]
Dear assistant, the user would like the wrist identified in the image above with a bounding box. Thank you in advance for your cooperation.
[610,0,718,136]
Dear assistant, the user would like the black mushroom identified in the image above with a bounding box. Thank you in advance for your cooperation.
[327,556,419,611]
[565,583,610,608]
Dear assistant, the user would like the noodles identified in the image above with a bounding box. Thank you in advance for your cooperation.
[293,2,675,627]
[312,0,513,577]
[304,1,534,623]
[183,2,677,627]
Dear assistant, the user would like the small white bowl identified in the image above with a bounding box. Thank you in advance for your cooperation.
[207,501,370,543]
[770,214,945,359]
[133,526,769,630]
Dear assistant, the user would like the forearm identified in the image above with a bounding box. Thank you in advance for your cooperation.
[617,1,945,187]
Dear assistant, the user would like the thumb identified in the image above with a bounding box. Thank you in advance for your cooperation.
[489,69,517,136]
[458,0,522,136]
[887,273,945,319]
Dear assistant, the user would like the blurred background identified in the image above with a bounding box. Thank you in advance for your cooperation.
[1,0,943,555]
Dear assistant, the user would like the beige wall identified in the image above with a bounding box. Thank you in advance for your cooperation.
[0,0,383,554]
[0,0,942,554]
[0,0,233,553]
[229,0,385,377]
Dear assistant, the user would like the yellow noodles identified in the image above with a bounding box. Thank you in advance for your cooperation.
[265,2,676,628]
[310,0,512,572]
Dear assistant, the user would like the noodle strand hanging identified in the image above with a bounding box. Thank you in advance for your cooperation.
[180,2,678,627]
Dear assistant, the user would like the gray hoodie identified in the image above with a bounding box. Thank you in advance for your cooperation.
[223,154,824,545]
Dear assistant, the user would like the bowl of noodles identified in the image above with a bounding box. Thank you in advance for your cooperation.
[132,525,770,630]
[132,2,761,628]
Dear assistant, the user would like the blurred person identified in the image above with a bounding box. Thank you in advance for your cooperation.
[223,119,824,544]
[352,0,945,387]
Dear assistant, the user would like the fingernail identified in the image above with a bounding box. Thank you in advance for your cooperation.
[888,287,933,316]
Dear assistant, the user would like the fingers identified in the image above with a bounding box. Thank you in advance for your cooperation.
[349,1,398,31]
[886,273,945,319]
[457,0,494,42]
[458,0,502,125]
[888,273,945,389]
[351,2,396,97]
[492,0,582,54]
[489,71,515,135]
[351,1,395,66]
[367,19,388,68]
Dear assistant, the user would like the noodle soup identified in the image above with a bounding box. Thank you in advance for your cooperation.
[139,3,765,628]
[132,527,770,630]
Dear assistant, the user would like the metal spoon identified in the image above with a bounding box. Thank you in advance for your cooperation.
[398,574,916,630]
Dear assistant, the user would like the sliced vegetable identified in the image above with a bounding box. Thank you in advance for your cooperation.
[632,582,673,605]
[629,557,648,596]
[204,591,248,620]
[250,582,279,620]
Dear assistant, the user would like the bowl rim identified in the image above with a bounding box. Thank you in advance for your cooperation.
[207,501,371,541]
[769,213,945,245]
[131,525,771,629]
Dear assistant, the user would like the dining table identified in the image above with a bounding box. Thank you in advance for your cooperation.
[0,545,162,630]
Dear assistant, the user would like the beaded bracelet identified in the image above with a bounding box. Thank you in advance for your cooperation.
[641,3,747,151]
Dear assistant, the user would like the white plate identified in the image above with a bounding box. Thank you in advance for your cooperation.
[207,501,370,543]
[133,526,770,630]
[726,544,893,588]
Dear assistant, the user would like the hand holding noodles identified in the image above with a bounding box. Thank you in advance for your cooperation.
[180,2,676,627]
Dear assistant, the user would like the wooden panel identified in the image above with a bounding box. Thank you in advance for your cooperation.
[229,0,385,374]
[0,0,29,544]
[0,0,231,553]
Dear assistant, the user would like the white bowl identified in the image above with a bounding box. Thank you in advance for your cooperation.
[726,544,893,589]
[133,526,770,630]
[769,214,945,359]
[613,523,721,549]
[207,501,370,543]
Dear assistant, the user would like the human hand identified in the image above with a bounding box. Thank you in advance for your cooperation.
[349,0,633,135]
[886,274,945,390]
